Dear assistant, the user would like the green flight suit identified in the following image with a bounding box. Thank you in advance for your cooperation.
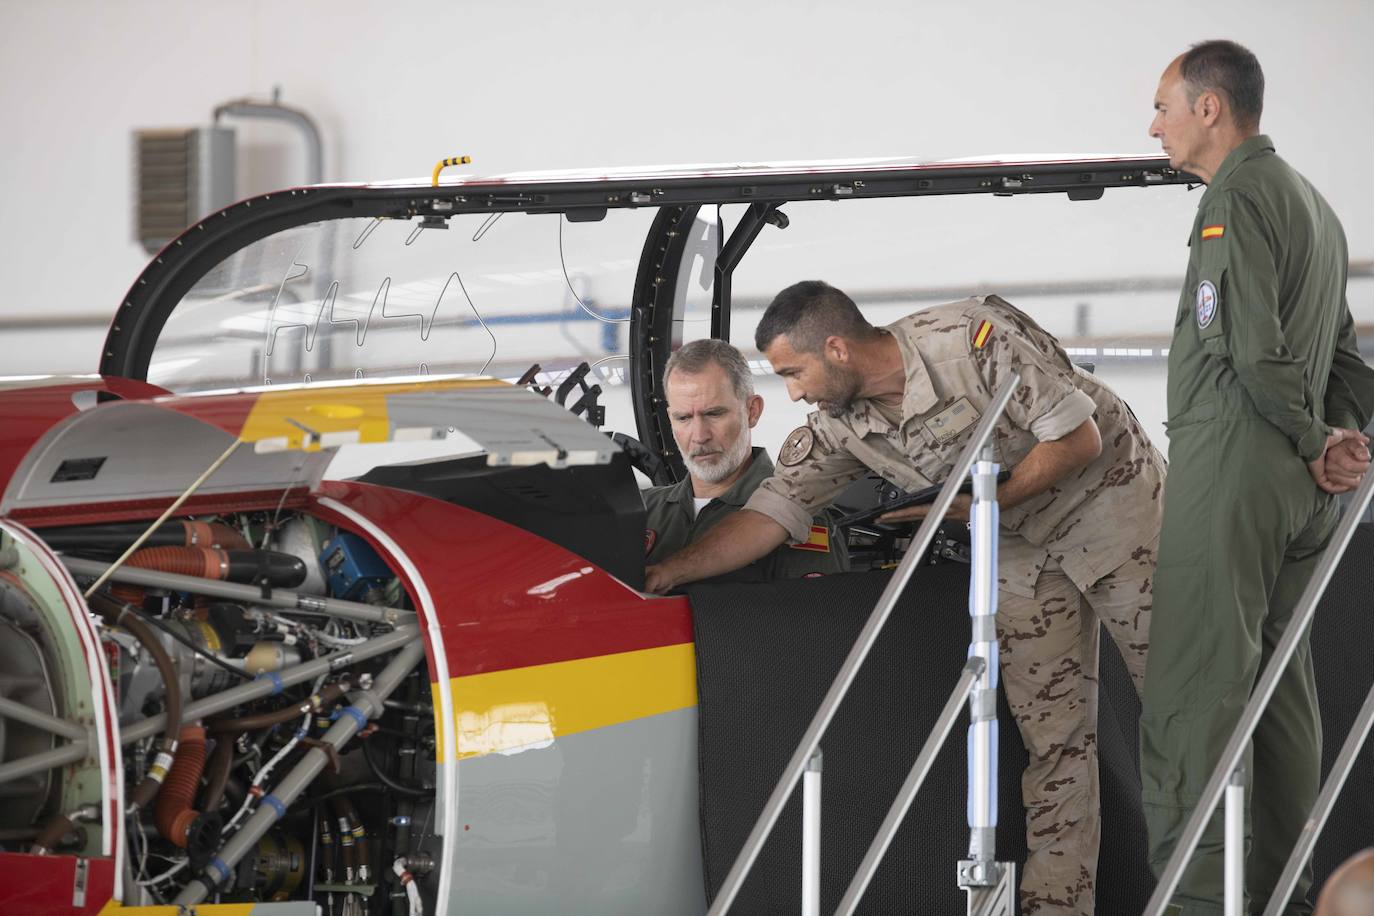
[643,447,849,582]
[1141,135,1374,915]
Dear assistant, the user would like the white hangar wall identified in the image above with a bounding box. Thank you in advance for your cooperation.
[1,0,1371,460]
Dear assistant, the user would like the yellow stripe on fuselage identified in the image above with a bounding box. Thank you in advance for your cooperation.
[99,902,256,914]
[433,642,698,761]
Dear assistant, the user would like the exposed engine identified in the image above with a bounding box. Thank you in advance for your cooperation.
[4,512,437,915]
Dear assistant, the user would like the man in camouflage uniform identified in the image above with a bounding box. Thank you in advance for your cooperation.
[1144,41,1374,914]
[644,338,848,582]
[647,282,1164,915]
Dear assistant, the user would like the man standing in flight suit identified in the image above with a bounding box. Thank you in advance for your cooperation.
[1142,40,1374,915]
[643,337,848,581]
[648,284,1163,914]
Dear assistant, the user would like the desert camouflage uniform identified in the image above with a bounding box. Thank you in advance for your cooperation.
[744,295,1165,915]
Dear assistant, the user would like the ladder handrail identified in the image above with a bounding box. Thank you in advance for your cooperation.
[1145,469,1374,915]
[834,656,986,916]
[705,372,1021,916]
[1260,662,1374,915]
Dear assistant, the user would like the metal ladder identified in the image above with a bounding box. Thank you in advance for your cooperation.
[707,373,1021,916]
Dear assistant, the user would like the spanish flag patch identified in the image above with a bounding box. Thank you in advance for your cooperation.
[973,320,994,349]
[1201,224,1225,240]
[790,525,831,553]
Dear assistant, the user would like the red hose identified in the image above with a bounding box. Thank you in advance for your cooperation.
[155,726,207,846]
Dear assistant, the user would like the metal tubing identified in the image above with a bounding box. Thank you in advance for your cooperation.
[121,625,418,745]
[1224,769,1244,916]
[1144,468,1374,915]
[82,437,243,598]
[967,447,1000,863]
[175,638,427,904]
[0,741,89,785]
[0,694,89,740]
[706,373,1020,916]
[1261,681,1374,916]
[214,98,323,184]
[803,750,822,916]
[835,657,984,916]
[62,555,414,626]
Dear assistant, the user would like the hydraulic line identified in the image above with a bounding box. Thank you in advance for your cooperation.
[29,805,98,855]
[393,858,424,916]
[64,555,413,627]
[200,734,235,815]
[334,795,371,882]
[175,639,427,905]
[208,683,347,734]
[362,737,432,798]
[332,798,359,882]
[0,628,419,787]
[123,626,417,745]
[89,593,182,810]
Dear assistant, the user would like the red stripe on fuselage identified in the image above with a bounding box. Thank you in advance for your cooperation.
[314,481,693,678]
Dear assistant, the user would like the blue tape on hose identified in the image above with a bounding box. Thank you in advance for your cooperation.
[341,705,368,730]
[209,856,230,883]
[255,672,285,695]
[262,794,287,819]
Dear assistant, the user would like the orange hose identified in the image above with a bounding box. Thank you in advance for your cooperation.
[127,546,228,581]
[185,521,250,550]
[155,726,207,846]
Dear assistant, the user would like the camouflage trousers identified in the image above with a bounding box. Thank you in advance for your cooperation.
[997,538,1156,916]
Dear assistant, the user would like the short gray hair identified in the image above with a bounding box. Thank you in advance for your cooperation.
[1180,40,1264,131]
[663,338,754,402]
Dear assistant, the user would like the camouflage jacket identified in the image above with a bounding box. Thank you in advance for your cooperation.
[744,296,1166,597]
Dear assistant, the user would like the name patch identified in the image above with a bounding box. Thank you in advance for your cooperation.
[923,397,980,445]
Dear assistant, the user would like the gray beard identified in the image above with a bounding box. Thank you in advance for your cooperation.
[683,430,752,484]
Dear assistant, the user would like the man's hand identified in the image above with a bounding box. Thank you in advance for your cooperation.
[876,493,972,524]
[642,510,790,595]
[645,563,677,595]
[1309,428,1371,494]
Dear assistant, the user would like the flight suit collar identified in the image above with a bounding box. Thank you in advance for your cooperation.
[845,324,939,437]
[1203,133,1275,199]
[662,447,772,509]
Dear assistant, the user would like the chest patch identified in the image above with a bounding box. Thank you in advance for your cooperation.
[923,397,980,445]
[779,426,815,466]
[1196,280,1219,329]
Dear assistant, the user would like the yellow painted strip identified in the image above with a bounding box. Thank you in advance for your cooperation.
[99,900,256,914]
[446,642,697,760]
[238,377,505,449]
[431,677,448,765]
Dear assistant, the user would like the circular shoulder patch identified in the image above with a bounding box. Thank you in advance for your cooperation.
[644,528,657,555]
[779,426,815,467]
[1196,280,1218,329]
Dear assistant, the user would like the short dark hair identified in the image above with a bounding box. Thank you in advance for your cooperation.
[663,337,755,401]
[1180,40,1264,130]
[755,280,877,354]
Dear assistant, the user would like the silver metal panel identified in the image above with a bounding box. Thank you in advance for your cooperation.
[0,401,330,514]
[448,707,706,915]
